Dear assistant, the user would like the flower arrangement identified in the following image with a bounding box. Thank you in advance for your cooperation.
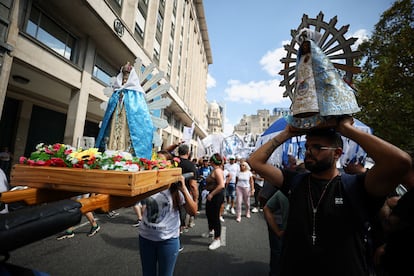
[19,143,180,172]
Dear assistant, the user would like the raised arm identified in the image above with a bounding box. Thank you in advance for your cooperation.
[248,125,303,188]
[177,176,198,216]
[336,116,412,197]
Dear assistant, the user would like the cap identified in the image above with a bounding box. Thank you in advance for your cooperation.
[229,155,235,160]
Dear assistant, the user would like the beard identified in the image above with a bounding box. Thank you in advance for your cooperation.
[304,155,334,173]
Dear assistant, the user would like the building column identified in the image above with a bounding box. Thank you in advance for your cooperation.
[0,0,19,117]
[14,101,33,160]
[64,38,96,146]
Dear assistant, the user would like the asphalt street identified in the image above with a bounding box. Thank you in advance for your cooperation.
[5,201,270,276]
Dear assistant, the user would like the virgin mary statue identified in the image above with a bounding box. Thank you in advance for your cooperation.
[95,62,154,159]
[288,28,360,129]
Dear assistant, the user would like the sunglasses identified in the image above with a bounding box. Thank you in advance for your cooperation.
[305,144,337,155]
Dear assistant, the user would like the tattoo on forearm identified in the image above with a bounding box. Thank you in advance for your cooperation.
[264,138,281,155]
[271,137,281,148]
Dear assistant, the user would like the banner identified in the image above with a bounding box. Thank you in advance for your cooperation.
[182,123,195,144]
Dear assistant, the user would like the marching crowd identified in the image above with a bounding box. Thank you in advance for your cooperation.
[2,123,413,276]
[127,117,414,276]
[2,59,413,276]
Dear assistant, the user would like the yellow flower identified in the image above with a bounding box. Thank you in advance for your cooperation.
[70,148,100,161]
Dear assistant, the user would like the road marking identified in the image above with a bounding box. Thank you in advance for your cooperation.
[220,226,226,246]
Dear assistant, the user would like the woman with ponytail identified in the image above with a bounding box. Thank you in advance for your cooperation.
[202,153,225,250]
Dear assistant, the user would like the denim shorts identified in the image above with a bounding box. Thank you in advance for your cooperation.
[226,183,236,199]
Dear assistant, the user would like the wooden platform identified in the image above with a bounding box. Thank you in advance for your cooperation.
[10,164,181,197]
[1,165,183,213]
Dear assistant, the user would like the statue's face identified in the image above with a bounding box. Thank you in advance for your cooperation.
[301,41,310,54]
[122,71,129,84]
[121,62,131,84]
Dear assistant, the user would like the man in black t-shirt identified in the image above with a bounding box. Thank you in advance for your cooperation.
[177,144,199,229]
[249,117,412,276]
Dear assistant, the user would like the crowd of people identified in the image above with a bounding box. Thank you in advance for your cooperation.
[2,59,413,276]
[2,120,413,276]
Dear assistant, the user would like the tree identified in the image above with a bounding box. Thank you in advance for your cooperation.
[355,0,414,151]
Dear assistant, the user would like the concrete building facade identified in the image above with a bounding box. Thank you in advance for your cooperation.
[0,0,212,161]
[207,100,223,134]
[233,107,291,144]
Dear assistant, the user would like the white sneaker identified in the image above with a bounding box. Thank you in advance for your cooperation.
[188,216,195,228]
[220,216,225,222]
[225,204,230,211]
[252,207,259,213]
[230,208,235,215]
[209,239,221,250]
[201,230,214,238]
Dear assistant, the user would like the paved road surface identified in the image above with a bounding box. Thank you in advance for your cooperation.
[6,203,270,276]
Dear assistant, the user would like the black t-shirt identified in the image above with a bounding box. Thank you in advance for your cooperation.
[178,157,198,188]
[279,170,383,276]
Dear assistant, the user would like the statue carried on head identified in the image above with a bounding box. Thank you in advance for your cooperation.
[279,12,362,130]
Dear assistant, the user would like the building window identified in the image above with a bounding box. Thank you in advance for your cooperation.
[167,61,172,78]
[164,111,172,124]
[170,22,175,39]
[93,55,117,85]
[156,11,163,33]
[135,0,148,43]
[26,6,76,61]
[174,118,180,129]
[135,10,145,38]
[108,0,123,14]
[153,39,161,62]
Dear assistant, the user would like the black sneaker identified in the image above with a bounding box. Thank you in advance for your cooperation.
[87,225,100,237]
[57,231,75,240]
[132,220,141,227]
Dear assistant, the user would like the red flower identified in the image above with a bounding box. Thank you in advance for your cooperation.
[52,144,61,151]
[33,160,47,166]
[50,157,66,167]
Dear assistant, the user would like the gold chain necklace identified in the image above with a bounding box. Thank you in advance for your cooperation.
[308,174,338,245]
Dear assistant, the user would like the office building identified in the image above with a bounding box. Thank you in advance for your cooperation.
[0,0,212,160]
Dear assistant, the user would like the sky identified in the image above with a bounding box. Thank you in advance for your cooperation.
[203,0,396,135]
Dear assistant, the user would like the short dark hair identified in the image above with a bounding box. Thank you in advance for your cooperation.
[306,128,343,148]
[178,144,190,156]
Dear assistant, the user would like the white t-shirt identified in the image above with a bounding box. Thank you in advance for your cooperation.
[223,168,230,182]
[0,169,9,213]
[139,189,184,241]
[236,171,253,189]
[254,173,264,187]
[225,163,239,183]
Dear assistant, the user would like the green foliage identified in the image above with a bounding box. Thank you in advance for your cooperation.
[355,0,414,150]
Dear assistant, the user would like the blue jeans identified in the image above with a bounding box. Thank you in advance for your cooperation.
[226,183,236,199]
[139,235,180,276]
